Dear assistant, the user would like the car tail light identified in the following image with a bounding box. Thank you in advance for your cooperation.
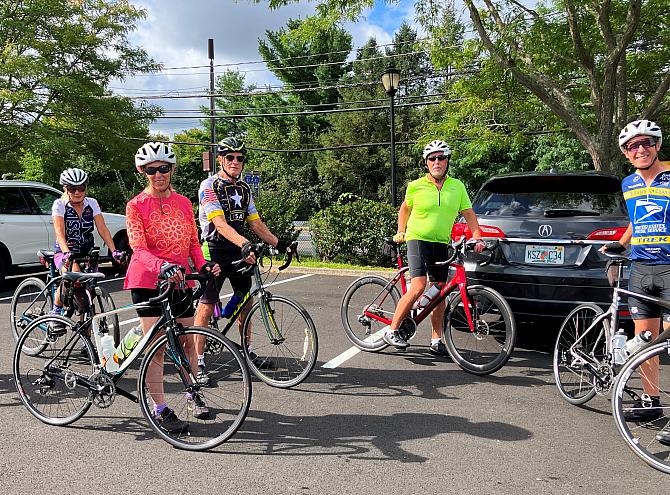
[452,222,506,240]
[587,227,628,241]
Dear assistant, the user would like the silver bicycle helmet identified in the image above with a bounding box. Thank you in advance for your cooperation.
[134,142,176,172]
[59,168,89,186]
[619,120,662,149]
[422,140,452,160]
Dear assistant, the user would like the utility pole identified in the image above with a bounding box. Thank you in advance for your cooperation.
[208,38,217,176]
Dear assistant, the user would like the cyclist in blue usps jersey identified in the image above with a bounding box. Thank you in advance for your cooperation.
[601,119,668,424]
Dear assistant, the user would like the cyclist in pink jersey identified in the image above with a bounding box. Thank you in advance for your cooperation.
[125,141,220,433]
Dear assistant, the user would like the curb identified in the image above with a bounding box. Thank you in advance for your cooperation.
[274,265,392,278]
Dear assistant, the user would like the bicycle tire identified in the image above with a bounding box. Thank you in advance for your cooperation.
[10,277,53,354]
[553,303,607,405]
[243,295,318,388]
[612,341,670,474]
[93,287,120,346]
[138,326,251,451]
[444,285,516,375]
[13,314,95,426]
[340,275,401,352]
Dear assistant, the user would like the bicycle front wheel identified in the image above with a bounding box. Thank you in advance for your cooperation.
[138,326,251,451]
[444,286,516,375]
[340,275,400,352]
[612,342,670,474]
[243,295,318,388]
[10,277,53,353]
[553,303,607,405]
[13,315,95,426]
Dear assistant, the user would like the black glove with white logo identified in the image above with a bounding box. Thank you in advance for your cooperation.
[603,241,626,254]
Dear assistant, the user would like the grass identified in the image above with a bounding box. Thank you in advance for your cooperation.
[280,256,394,272]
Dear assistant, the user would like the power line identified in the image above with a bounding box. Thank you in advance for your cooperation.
[150,99,449,120]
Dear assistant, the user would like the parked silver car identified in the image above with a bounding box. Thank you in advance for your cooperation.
[0,180,128,285]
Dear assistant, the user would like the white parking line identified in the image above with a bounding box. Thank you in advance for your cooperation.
[321,326,389,369]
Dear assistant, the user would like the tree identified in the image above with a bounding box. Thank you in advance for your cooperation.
[0,0,159,173]
[264,0,670,173]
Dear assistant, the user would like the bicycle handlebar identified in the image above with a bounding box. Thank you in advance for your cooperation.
[148,269,214,305]
[231,241,300,274]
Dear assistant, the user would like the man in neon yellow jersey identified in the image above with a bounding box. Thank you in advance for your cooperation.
[385,140,486,355]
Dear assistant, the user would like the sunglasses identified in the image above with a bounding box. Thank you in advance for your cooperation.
[625,138,657,152]
[427,155,449,162]
[224,154,245,163]
[144,164,173,175]
[65,186,86,193]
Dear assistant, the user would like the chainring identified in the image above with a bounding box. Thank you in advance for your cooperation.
[90,372,116,408]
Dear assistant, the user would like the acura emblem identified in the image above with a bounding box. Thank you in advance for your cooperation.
[538,225,552,237]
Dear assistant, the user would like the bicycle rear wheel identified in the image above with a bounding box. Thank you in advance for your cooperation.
[92,287,120,346]
[612,342,670,474]
[444,286,516,375]
[243,294,318,388]
[13,315,95,426]
[10,277,53,354]
[553,303,607,405]
[138,327,251,451]
[340,275,400,352]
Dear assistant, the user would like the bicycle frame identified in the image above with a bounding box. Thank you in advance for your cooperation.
[362,246,475,331]
[38,293,197,404]
[568,260,670,372]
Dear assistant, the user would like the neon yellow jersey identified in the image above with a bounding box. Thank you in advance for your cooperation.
[201,241,211,261]
[405,175,472,244]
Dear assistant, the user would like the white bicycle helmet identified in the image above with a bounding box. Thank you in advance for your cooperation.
[619,119,662,149]
[59,168,89,186]
[422,140,452,160]
[134,141,176,172]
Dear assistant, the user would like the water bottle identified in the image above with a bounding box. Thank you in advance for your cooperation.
[222,294,244,319]
[624,330,653,356]
[612,329,628,365]
[113,325,143,365]
[100,334,119,372]
[413,284,442,311]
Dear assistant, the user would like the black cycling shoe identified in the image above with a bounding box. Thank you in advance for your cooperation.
[623,396,663,422]
[656,430,670,446]
[429,341,449,358]
[155,407,188,434]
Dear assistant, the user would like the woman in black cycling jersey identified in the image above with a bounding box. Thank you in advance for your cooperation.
[50,168,123,318]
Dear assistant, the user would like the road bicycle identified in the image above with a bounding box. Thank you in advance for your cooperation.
[553,252,640,404]
[340,237,517,375]
[206,241,318,388]
[10,247,121,353]
[13,270,251,451]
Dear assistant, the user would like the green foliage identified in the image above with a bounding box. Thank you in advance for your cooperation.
[309,194,396,265]
[252,191,300,241]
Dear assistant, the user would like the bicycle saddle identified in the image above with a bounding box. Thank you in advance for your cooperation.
[383,237,397,246]
[37,250,55,259]
[62,271,106,283]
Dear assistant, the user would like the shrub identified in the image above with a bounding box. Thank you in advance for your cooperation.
[309,194,396,266]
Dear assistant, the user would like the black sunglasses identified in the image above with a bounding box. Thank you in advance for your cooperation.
[625,138,657,153]
[65,185,86,193]
[427,155,448,162]
[144,164,173,175]
[224,154,245,163]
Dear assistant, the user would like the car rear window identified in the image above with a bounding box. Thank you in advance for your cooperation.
[472,175,627,218]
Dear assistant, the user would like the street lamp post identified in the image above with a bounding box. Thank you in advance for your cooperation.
[381,67,400,207]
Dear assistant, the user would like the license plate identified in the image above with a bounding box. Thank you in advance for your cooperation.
[525,245,564,265]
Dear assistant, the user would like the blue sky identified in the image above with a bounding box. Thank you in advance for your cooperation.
[113,0,419,136]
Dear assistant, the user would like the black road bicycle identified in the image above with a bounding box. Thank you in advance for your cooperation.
[13,270,251,451]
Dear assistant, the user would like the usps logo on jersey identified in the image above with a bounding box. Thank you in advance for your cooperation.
[634,198,669,224]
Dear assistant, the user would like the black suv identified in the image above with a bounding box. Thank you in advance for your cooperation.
[454,171,629,323]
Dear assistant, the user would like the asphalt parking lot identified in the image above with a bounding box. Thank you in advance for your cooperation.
[0,270,667,494]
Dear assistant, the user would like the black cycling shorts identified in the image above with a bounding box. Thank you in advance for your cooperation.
[406,239,450,282]
[199,244,252,305]
[131,287,196,318]
[628,261,670,322]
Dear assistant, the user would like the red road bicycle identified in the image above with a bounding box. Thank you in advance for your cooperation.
[340,237,516,375]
